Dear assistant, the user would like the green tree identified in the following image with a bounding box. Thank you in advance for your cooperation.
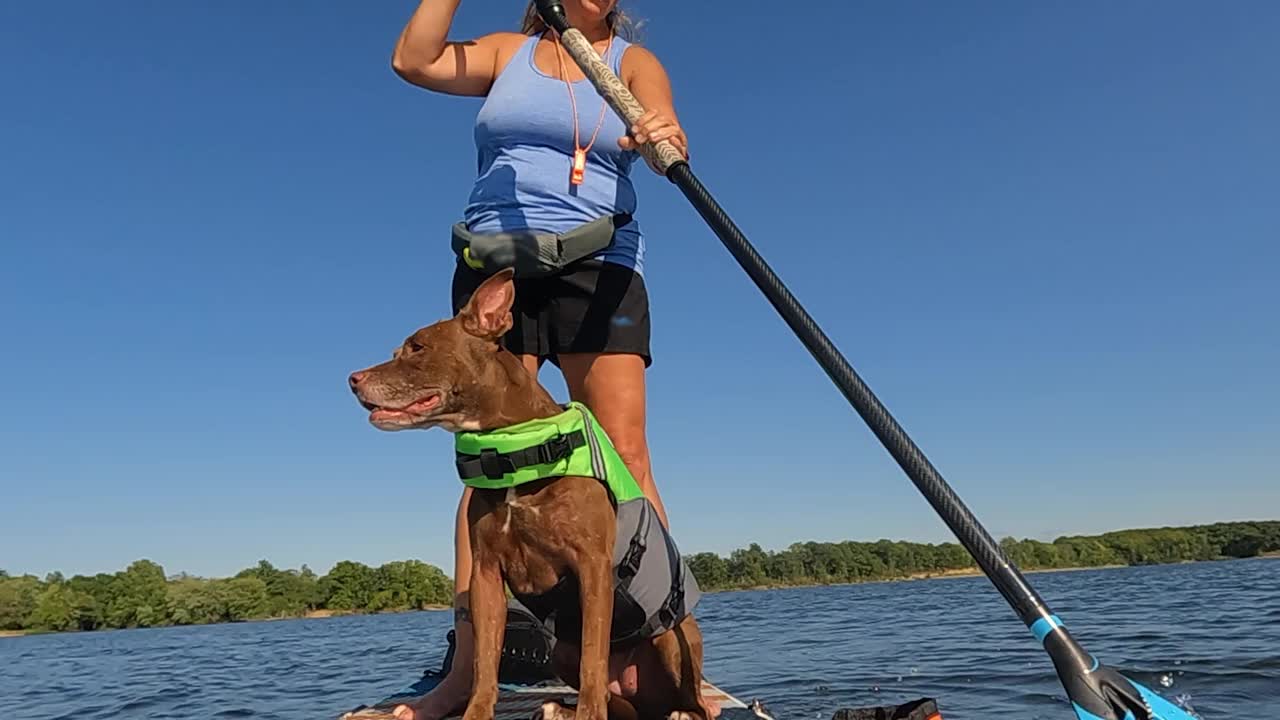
[726,544,768,587]
[839,542,886,581]
[1212,522,1275,558]
[223,577,268,621]
[764,549,806,585]
[320,561,378,612]
[369,560,453,612]
[936,543,975,571]
[106,559,169,628]
[64,573,114,630]
[167,577,227,625]
[0,575,42,630]
[686,553,729,589]
[31,583,96,632]
[235,560,323,617]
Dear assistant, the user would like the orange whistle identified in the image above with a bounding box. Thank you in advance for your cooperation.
[571,148,587,185]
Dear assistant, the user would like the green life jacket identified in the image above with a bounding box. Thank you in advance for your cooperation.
[454,401,645,505]
[453,401,702,647]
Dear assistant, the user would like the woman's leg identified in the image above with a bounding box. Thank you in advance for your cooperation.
[394,355,541,720]
[556,352,670,528]
[556,353,721,715]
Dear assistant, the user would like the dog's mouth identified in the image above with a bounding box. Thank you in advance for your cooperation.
[363,391,444,430]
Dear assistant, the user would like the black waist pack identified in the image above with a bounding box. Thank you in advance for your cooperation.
[451,213,630,278]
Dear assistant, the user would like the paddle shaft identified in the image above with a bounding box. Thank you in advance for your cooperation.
[533,7,1210,718]
[536,8,1056,630]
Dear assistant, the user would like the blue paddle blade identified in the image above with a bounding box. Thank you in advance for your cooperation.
[1032,616,1198,720]
[1131,680,1199,719]
[1065,670,1198,720]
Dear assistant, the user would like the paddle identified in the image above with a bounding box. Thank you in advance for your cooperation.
[531,3,1198,719]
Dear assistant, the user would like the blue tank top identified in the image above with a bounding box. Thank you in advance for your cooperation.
[465,34,645,274]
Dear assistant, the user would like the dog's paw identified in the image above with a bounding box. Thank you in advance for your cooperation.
[667,712,702,720]
[533,701,577,720]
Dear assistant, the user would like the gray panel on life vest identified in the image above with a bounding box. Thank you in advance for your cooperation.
[613,497,702,636]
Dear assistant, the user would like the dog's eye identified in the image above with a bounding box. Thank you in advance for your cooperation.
[406,339,425,353]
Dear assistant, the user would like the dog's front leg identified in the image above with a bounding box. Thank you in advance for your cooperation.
[461,548,505,720]
[575,552,615,720]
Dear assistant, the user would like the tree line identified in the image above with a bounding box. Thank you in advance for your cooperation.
[684,521,1280,591]
[0,559,452,634]
[2,521,1276,634]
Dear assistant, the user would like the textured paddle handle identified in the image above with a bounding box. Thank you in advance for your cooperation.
[556,28,686,174]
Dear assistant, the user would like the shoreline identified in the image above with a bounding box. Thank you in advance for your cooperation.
[700,555,1280,595]
[0,605,453,640]
[301,605,450,620]
[702,562,1131,595]
[3,556,1274,640]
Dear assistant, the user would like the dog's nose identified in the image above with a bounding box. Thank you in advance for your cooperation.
[349,370,367,391]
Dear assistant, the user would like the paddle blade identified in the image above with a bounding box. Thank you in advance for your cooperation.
[1060,664,1197,720]
[1129,678,1199,720]
[1033,616,1197,720]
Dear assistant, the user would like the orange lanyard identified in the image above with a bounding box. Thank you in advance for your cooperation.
[553,32,613,185]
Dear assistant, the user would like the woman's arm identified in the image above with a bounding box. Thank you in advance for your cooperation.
[618,46,689,163]
[391,0,521,97]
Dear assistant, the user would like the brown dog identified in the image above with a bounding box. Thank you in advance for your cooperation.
[348,268,711,720]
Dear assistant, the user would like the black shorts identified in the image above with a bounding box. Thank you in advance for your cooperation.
[451,258,652,368]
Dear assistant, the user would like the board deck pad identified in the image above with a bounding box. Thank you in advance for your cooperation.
[339,674,754,720]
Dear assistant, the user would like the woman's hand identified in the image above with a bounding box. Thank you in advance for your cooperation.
[618,45,687,173]
[618,108,688,171]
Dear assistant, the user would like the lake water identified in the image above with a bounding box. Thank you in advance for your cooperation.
[2,559,1277,720]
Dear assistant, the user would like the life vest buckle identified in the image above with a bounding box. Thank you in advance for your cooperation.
[536,434,574,465]
[479,449,517,480]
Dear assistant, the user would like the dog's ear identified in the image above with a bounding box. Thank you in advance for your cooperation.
[459,268,516,341]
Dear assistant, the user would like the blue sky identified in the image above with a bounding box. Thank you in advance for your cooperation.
[2,1,1276,581]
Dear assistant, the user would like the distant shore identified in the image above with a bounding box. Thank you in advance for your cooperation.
[713,562,1138,595]
[4,521,1275,638]
[301,605,449,620]
[0,564,1130,640]
[718,554,1280,596]
[0,605,454,639]
[5,556,1276,640]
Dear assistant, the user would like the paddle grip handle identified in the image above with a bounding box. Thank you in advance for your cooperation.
[535,3,686,176]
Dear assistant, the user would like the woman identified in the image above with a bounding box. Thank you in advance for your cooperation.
[388,2,689,718]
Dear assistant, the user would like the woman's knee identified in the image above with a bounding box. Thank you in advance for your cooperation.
[578,395,649,473]
[608,429,651,476]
